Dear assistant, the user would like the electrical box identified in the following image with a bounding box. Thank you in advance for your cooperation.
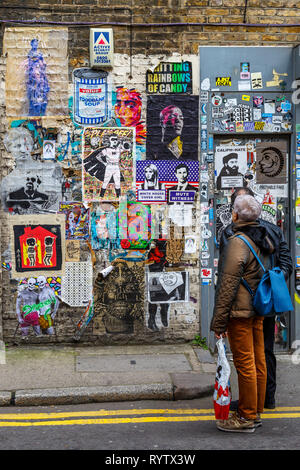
[90,28,114,68]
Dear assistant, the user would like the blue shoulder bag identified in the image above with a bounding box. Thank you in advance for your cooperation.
[236,235,293,317]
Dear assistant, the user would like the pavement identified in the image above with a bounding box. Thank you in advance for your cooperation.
[0,343,218,407]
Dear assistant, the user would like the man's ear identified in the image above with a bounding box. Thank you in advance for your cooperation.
[232,211,238,222]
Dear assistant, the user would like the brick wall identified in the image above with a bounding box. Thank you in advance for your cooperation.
[0,0,299,346]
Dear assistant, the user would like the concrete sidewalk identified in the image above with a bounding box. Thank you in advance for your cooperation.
[0,343,217,406]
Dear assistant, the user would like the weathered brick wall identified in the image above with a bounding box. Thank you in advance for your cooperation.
[0,0,299,346]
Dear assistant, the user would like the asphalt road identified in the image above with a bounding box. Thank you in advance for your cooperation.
[0,354,299,453]
[0,397,299,452]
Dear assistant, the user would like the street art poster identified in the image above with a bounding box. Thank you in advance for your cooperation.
[10,214,65,278]
[82,127,135,201]
[146,62,192,94]
[59,202,90,240]
[65,240,80,262]
[1,127,63,214]
[114,87,146,146]
[255,140,287,185]
[146,95,199,161]
[147,271,189,304]
[91,205,120,250]
[73,68,112,126]
[42,140,56,160]
[215,146,248,190]
[92,261,144,335]
[61,262,93,307]
[136,160,199,204]
[16,276,60,337]
[216,203,232,243]
[3,27,68,117]
[260,191,277,225]
[184,235,198,254]
[118,202,151,250]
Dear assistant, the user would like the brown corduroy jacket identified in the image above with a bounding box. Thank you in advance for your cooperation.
[210,221,274,335]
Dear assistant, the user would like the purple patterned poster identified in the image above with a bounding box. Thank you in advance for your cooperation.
[136,160,199,204]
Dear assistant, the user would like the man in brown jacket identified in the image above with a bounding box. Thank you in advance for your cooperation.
[211,194,274,433]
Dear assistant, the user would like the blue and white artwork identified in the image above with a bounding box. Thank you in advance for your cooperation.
[26,39,50,116]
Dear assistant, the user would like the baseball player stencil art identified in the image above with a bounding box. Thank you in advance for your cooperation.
[83,128,135,201]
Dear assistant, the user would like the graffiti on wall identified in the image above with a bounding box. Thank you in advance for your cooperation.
[4,27,69,117]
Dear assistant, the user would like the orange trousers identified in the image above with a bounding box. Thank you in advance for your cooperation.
[227,316,267,420]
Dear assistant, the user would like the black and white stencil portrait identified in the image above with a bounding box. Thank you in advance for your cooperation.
[1,127,63,214]
[146,95,199,161]
[256,140,287,185]
[215,145,248,190]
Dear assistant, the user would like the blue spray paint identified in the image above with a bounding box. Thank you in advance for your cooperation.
[26,39,50,116]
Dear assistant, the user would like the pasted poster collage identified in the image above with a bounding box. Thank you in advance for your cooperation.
[199,58,291,288]
[2,27,200,342]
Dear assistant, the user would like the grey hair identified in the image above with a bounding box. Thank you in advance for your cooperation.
[233,194,261,222]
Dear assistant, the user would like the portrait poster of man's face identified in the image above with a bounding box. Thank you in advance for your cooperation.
[146,95,199,161]
[255,140,287,185]
[215,146,248,190]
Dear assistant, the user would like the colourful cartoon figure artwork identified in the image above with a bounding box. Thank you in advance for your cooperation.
[91,202,151,251]
[16,275,59,338]
[10,214,65,278]
[82,127,135,201]
[59,202,90,240]
[91,205,120,250]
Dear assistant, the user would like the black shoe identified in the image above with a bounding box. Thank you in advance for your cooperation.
[264,402,276,409]
[229,400,239,412]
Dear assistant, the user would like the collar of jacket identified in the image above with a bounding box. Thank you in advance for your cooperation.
[232,220,260,231]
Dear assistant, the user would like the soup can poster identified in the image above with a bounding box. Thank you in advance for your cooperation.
[73,68,112,125]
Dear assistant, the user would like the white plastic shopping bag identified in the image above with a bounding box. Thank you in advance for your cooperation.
[213,338,231,420]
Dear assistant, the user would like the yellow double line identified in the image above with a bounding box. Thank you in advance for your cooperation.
[0,407,299,427]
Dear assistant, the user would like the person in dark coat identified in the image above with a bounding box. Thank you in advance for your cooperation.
[219,187,293,410]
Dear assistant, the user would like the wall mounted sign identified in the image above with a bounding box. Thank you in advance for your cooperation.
[89,28,114,67]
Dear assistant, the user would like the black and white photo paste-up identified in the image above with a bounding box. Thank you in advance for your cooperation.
[215,145,248,190]
[148,271,189,304]
[146,95,199,161]
[1,127,63,214]
[256,140,287,185]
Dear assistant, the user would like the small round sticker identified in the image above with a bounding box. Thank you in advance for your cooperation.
[212,95,222,106]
